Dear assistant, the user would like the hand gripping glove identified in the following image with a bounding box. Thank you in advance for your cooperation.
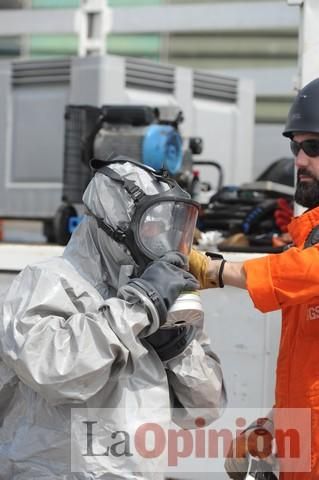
[147,325,196,361]
[127,252,199,326]
[189,248,226,289]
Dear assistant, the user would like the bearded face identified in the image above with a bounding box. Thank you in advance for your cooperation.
[295,167,319,209]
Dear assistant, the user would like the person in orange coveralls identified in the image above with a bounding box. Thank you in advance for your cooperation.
[189,77,319,480]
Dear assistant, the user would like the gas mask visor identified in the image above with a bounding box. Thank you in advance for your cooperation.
[88,156,200,267]
[134,198,199,260]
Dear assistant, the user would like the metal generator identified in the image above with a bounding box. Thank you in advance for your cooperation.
[0,54,255,242]
[56,103,207,244]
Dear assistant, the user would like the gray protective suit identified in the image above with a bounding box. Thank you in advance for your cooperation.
[0,162,226,479]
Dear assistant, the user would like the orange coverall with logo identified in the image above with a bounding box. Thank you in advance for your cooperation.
[243,207,319,480]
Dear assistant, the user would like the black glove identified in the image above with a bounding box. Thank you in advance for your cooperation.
[147,325,195,361]
[127,252,199,326]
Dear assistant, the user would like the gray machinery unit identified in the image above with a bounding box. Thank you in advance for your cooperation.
[57,103,203,244]
[62,103,190,208]
[0,54,255,241]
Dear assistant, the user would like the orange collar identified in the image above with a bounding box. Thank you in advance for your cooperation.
[288,206,319,248]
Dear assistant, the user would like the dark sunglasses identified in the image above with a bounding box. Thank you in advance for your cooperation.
[290,139,319,158]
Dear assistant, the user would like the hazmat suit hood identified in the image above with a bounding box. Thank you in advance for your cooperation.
[63,161,169,298]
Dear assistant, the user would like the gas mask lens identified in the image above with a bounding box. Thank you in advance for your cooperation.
[139,201,198,259]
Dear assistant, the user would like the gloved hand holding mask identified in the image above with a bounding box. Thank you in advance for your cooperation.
[127,251,199,327]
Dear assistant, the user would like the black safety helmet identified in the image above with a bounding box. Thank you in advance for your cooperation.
[283,78,319,138]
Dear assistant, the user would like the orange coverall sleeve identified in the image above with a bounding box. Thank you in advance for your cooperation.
[243,245,319,313]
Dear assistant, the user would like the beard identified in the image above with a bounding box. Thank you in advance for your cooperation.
[294,168,319,209]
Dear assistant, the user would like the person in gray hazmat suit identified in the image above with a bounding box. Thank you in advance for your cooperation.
[0,156,226,479]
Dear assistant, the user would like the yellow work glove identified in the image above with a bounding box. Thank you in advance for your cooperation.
[189,248,225,289]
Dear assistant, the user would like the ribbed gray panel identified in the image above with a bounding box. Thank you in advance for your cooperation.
[125,58,175,93]
[193,70,238,103]
[12,59,71,86]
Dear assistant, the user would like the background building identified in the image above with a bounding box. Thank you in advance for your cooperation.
[0,0,298,178]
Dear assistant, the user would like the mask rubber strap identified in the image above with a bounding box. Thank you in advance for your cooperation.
[85,207,127,244]
[91,156,175,190]
[94,165,146,202]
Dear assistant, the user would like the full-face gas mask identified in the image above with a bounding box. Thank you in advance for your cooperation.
[87,156,200,272]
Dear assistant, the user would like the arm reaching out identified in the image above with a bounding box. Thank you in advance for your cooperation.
[219,260,246,289]
[189,249,247,290]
